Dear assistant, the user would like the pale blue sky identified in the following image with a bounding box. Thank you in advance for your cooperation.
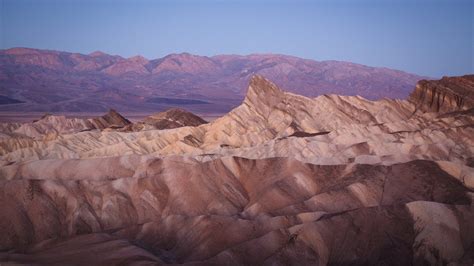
[1,0,472,77]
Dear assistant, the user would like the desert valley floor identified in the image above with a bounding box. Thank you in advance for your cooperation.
[0,75,473,265]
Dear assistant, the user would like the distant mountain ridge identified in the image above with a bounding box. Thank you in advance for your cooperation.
[0,47,426,113]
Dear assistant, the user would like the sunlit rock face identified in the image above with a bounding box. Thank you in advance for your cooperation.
[0,75,473,265]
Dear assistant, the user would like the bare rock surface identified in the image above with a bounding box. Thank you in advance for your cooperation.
[0,109,130,139]
[1,75,472,165]
[409,75,474,113]
[123,108,208,131]
[0,75,473,265]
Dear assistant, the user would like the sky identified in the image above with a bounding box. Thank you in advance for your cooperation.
[0,0,472,77]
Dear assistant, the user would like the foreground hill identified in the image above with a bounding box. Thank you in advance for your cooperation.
[0,75,473,265]
[0,47,424,113]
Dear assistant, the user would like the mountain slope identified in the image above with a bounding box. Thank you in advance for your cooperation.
[0,75,472,265]
[0,109,130,140]
[1,75,472,165]
[0,48,425,113]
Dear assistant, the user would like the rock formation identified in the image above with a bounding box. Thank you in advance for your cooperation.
[0,109,130,139]
[409,74,474,113]
[0,75,473,265]
[142,108,208,129]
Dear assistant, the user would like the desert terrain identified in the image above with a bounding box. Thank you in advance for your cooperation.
[0,74,473,265]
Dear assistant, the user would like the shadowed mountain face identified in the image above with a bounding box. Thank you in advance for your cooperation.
[409,75,474,113]
[0,75,473,265]
[0,47,425,113]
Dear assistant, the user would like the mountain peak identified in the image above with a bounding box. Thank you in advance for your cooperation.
[244,75,284,108]
[91,109,131,127]
[152,52,217,74]
[143,108,207,129]
[128,55,148,63]
[249,75,283,93]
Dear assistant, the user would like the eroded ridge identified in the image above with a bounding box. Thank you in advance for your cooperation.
[0,75,473,265]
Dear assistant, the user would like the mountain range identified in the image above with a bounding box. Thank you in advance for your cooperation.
[0,47,425,113]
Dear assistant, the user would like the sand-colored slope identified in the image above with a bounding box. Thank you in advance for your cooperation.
[0,109,130,139]
[0,156,472,264]
[0,75,473,265]
[1,76,472,167]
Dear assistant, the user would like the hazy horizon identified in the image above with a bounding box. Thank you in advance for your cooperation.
[1,0,472,77]
[0,46,438,77]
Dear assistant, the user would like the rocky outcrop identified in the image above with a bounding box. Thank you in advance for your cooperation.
[0,109,131,139]
[142,108,207,129]
[117,108,208,132]
[1,75,473,165]
[90,109,131,128]
[0,157,472,265]
[0,75,473,265]
[409,75,474,113]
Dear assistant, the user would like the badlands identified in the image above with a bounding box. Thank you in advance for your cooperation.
[0,75,473,265]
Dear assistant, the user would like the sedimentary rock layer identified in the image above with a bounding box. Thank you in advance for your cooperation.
[409,75,474,113]
[0,75,473,265]
[1,157,473,265]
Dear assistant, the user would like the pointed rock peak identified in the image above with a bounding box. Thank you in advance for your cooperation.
[163,108,207,124]
[101,109,131,125]
[144,108,207,129]
[249,75,282,92]
[147,107,189,119]
[246,75,283,98]
[244,75,285,108]
[162,107,194,116]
